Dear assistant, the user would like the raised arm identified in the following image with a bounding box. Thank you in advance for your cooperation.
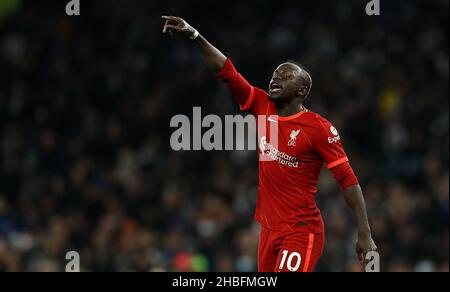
[162,16,226,74]
[162,16,261,113]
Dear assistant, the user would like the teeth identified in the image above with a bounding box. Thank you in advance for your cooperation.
[271,84,281,89]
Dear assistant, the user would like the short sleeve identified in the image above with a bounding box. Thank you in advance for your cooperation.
[312,116,349,169]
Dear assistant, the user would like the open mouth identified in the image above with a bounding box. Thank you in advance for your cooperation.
[270,82,283,93]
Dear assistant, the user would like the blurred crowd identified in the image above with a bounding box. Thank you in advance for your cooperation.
[0,0,448,272]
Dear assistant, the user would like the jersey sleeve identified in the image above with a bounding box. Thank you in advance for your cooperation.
[215,58,269,115]
[312,116,350,170]
[330,161,359,190]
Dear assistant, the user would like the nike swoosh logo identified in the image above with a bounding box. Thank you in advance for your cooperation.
[268,117,278,123]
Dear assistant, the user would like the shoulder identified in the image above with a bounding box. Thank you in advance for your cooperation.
[302,111,339,138]
[254,87,269,97]
[252,87,270,105]
[303,111,333,127]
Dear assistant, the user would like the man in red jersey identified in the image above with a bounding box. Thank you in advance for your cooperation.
[162,16,377,272]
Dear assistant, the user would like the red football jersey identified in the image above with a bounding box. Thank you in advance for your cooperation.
[216,59,352,233]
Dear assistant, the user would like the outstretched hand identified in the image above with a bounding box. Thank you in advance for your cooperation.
[162,16,197,38]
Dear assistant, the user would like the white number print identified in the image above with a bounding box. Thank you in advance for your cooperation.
[278,250,302,272]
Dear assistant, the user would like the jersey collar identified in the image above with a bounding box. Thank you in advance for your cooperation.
[277,106,308,122]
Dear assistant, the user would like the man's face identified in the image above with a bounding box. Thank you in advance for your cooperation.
[269,63,304,101]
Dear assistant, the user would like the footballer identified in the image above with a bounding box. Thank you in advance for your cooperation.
[162,16,378,272]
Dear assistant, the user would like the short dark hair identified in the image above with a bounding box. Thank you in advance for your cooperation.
[286,60,313,98]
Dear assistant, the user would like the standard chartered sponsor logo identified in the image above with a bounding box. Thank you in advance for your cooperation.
[260,136,267,152]
[260,137,298,168]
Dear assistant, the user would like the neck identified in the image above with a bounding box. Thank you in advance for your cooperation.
[275,98,304,117]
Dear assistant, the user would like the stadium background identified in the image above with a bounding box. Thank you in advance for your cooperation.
[0,0,448,272]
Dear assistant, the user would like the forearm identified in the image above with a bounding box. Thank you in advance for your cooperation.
[329,161,377,261]
[342,184,372,236]
[192,34,227,74]
[193,34,252,107]
[162,16,251,109]
[162,16,226,74]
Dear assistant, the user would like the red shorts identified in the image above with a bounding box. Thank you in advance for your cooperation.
[258,226,325,272]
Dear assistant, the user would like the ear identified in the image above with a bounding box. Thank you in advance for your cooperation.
[298,85,308,97]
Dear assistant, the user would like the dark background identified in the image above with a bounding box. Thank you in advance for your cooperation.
[0,0,448,271]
